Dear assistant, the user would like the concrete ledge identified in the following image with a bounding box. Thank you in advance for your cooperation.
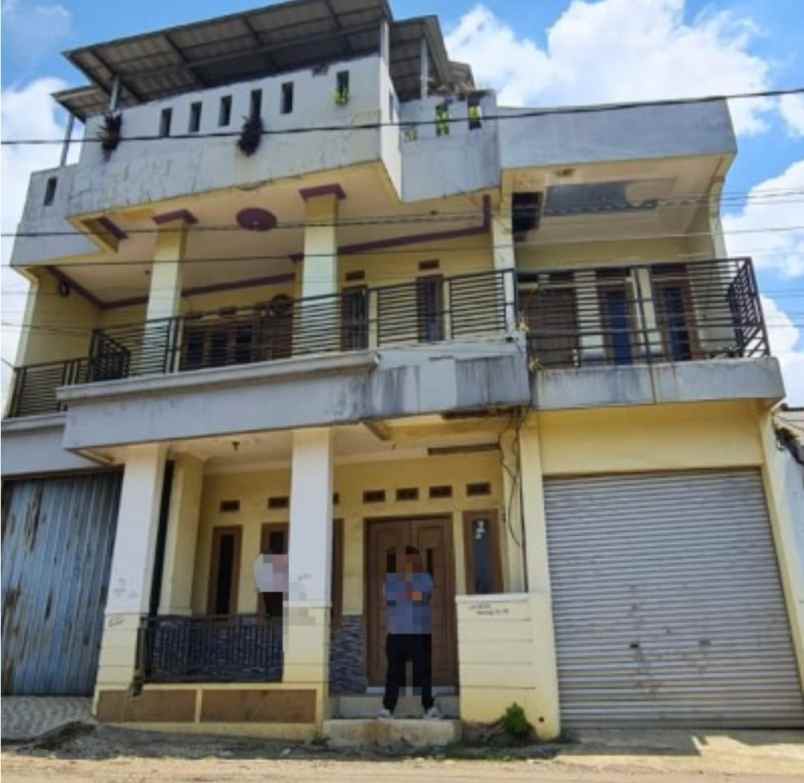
[1,411,68,433]
[332,695,459,719]
[324,718,461,748]
[60,338,531,450]
[533,357,785,411]
[57,351,379,404]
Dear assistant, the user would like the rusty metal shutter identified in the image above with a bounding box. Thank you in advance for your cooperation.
[545,469,804,727]
[2,471,122,695]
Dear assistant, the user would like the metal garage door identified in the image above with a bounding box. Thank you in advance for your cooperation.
[2,471,122,695]
[545,469,804,727]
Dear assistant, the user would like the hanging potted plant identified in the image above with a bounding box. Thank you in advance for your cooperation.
[97,113,123,160]
[237,112,264,156]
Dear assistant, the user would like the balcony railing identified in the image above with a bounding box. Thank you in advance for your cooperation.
[519,257,768,369]
[4,259,770,418]
[137,614,283,683]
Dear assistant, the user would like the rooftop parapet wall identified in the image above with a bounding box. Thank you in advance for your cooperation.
[498,99,737,169]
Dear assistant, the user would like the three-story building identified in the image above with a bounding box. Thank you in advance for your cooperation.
[3,0,802,740]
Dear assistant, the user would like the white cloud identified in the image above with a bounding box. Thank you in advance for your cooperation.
[2,1,72,68]
[446,0,779,136]
[722,159,804,278]
[761,296,804,406]
[780,94,804,137]
[1,77,80,402]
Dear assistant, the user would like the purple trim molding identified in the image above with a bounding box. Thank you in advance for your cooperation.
[153,209,198,226]
[292,195,491,263]
[46,266,104,309]
[101,271,296,310]
[95,216,128,241]
[299,184,346,202]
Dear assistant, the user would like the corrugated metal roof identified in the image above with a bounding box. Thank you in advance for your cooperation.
[55,0,474,119]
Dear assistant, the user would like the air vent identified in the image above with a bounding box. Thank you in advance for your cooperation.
[466,482,492,497]
[268,496,289,509]
[363,489,386,504]
[345,270,365,282]
[418,259,439,271]
[429,485,453,499]
[220,500,240,513]
[396,487,419,502]
[333,493,340,505]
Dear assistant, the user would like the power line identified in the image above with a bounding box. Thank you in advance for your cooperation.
[2,87,803,146]
[6,188,804,241]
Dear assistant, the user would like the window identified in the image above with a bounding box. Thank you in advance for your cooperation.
[207,526,242,615]
[463,511,502,595]
[188,102,202,133]
[159,107,172,137]
[43,177,57,206]
[468,96,482,130]
[281,82,294,114]
[435,103,450,136]
[335,71,350,105]
[219,95,232,126]
[250,89,263,118]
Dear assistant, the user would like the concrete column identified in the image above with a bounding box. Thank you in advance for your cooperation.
[491,208,517,331]
[158,454,204,615]
[499,430,526,593]
[516,418,561,739]
[147,220,190,322]
[420,36,429,99]
[284,427,334,721]
[758,411,804,685]
[94,444,167,702]
[300,188,342,299]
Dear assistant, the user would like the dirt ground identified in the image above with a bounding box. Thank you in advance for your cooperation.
[2,724,804,782]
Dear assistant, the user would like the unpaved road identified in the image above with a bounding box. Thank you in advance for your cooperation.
[3,726,804,782]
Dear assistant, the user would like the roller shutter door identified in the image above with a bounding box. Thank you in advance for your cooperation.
[2,471,122,695]
[545,469,804,727]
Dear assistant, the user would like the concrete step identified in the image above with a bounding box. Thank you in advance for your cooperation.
[324,718,461,748]
[332,694,459,719]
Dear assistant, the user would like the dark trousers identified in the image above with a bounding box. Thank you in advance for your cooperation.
[383,633,433,712]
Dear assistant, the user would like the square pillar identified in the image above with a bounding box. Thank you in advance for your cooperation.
[284,427,334,721]
[500,430,526,593]
[491,207,517,331]
[147,210,195,321]
[298,186,344,299]
[94,444,167,703]
[515,419,561,739]
[158,454,204,615]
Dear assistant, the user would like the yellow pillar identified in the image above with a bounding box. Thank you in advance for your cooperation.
[491,203,517,331]
[758,409,804,685]
[147,211,193,321]
[158,454,204,615]
[499,429,526,593]
[517,416,561,739]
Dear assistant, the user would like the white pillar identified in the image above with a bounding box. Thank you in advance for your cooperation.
[491,207,517,331]
[94,444,167,701]
[420,36,429,99]
[299,188,341,299]
[147,216,191,321]
[158,455,204,615]
[284,427,334,724]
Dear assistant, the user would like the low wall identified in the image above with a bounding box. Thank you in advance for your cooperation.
[456,593,559,740]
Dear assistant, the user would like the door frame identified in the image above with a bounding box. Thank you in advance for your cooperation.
[363,514,458,686]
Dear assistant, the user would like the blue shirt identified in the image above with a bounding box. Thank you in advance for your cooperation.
[385,572,433,635]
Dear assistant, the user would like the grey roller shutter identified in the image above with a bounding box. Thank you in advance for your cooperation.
[545,469,804,727]
[2,471,122,695]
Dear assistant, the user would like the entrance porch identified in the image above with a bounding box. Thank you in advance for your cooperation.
[93,417,557,738]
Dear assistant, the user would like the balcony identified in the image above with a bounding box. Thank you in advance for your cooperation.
[137,614,282,684]
[6,269,514,418]
[520,257,768,369]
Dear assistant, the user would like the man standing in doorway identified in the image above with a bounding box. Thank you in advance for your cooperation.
[379,546,440,719]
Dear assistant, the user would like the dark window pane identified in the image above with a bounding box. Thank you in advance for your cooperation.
[268,531,286,555]
[159,108,172,137]
[250,89,262,118]
[219,96,232,126]
[189,102,202,133]
[470,519,494,594]
[281,82,293,114]
[214,534,235,614]
[386,549,396,574]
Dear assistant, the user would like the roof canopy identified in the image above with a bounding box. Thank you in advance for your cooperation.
[53,0,473,120]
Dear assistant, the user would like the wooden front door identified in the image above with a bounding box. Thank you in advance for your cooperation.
[366,517,457,686]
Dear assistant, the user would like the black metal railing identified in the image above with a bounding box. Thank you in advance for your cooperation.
[7,357,89,418]
[137,614,283,683]
[519,257,769,369]
[4,259,771,417]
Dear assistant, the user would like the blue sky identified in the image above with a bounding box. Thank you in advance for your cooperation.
[2,0,803,400]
